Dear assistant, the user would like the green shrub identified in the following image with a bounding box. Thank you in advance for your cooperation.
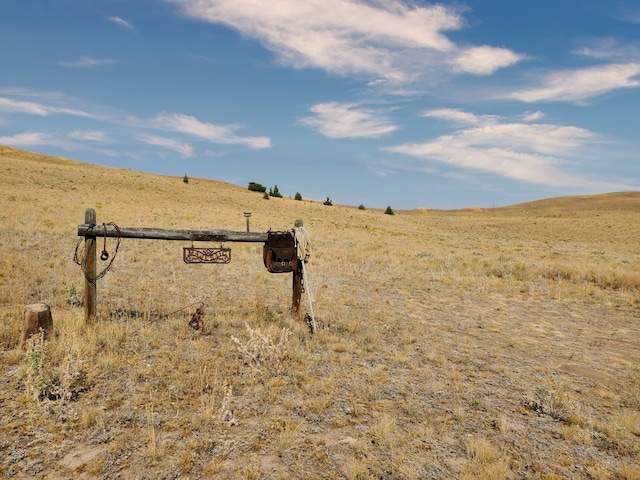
[295,192,302,201]
[248,182,267,193]
[358,204,365,210]
[384,206,395,215]
[263,192,270,200]
[269,185,282,198]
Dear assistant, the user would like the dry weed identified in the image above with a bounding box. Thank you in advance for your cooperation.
[276,418,303,453]
[462,436,510,480]
[231,322,292,375]
[618,463,640,480]
[370,414,399,447]
[145,403,163,460]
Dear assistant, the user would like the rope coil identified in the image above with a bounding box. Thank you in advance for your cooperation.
[294,226,311,262]
[294,226,316,333]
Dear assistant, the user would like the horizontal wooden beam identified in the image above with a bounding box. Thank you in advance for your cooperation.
[78,224,268,243]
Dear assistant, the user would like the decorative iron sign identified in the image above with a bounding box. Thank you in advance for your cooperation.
[183,247,231,264]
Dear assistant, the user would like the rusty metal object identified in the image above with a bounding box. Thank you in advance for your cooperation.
[189,307,204,331]
[263,231,297,273]
[183,247,231,264]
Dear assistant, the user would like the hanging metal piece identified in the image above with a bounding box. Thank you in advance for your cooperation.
[189,307,204,330]
[183,246,231,264]
[263,230,297,273]
[100,223,110,261]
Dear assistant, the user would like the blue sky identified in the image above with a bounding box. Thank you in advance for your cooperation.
[1,0,639,209]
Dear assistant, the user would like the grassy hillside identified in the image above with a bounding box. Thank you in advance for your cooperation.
[1,146,639,479]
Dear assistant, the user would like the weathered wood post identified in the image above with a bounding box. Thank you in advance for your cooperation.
[21,303,53,348]
[292,219,304,318]
[84,208,97,323]
[292,263,303,319]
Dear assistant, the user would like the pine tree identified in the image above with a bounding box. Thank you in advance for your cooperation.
[270,185,282,198]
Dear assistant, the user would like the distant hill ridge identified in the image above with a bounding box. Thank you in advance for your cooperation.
[2,145,638,213]
[506,192,640,214]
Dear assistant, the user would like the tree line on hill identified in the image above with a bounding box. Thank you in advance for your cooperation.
[247,181,394,214]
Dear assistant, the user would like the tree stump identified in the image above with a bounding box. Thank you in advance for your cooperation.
[21,303,53,348]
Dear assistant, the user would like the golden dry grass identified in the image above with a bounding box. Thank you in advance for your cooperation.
[1,145,639,479]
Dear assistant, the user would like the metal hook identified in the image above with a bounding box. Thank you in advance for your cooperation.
[100,223,109,261]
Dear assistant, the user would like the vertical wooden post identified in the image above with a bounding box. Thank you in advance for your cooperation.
[84,208,97,323]
[292,262,302,319]
[291,219,304,319]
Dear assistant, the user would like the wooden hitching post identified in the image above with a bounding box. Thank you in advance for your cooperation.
[84,208,97,323]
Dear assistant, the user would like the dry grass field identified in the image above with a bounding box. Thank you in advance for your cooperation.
[1,145,639,479]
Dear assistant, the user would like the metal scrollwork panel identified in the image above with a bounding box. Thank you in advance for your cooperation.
[183,247,231,264]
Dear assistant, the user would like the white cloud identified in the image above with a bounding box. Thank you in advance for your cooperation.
[522,111,544,122]
[421,108,493,125]
[108,16,134,30]
[152,113,271,149]
[368,165,397,177]
[140,134,194,157]
[0,132,74,149]
[0,91,270,153]
[507,63,640,102]
[0,96,96,118]
[168,0,521,83]
[452,45,523,75]
[614,5,640,24]
[299,102,398,138]
[384,110,623,189]
[573,38,640,64]
[573,38,619,60]
[68,130,110,142]
[58,57,118,68]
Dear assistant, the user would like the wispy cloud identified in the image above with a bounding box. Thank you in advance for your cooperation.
[168,0,522,83]
[152,113,271,149]
[0,132,74,149]
[522,111,544,122]
[68,130,110,142]
[386,109,624,189]
[573,37,640,62]
[108,16,134,30]
[0,96,96,118]
[140,134,194,157]
[613,4,640,24]
[368,164,398,177]
[421,108,496,125]
[58,56,118,68]
[506,63,640,102]
[0,91,271,155]
[299,102,398,138]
